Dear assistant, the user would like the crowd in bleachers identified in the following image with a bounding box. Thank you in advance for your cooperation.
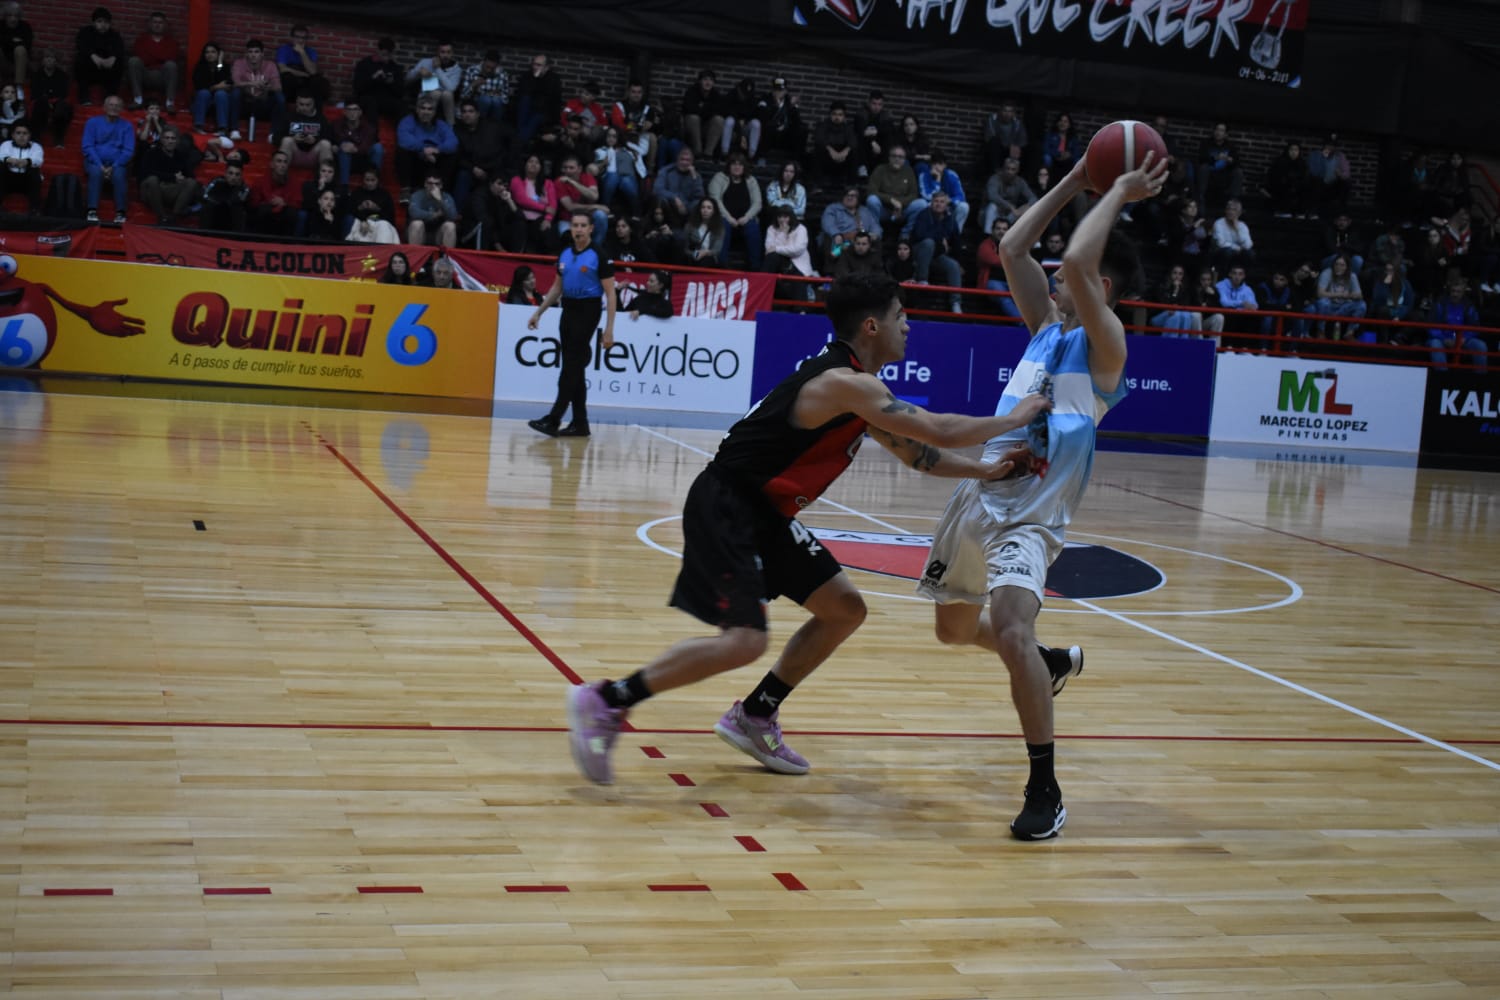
[0,3,1494,359]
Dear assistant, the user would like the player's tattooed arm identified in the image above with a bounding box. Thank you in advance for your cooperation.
[869,427,941,471]
[880,391,918,416]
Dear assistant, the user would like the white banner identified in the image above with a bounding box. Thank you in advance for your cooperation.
[1209,354,1426,453]
[493,303,755,415]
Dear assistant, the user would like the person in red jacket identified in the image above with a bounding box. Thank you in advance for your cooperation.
[127,10,179,111]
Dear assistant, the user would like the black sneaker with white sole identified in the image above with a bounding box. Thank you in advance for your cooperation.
[1010,784,1066,841]
[1039,643,1083,695]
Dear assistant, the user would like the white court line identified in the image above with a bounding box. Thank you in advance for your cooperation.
[632,423,1500,774]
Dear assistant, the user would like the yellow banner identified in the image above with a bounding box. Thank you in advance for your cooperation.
[0,255,498,399]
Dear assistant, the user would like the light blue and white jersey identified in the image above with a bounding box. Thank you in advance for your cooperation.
[978,320,1127,531]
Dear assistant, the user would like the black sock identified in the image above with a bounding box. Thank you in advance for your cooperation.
[743,671,795,718]
[601,671,652,709]
[1025,742,1057,792]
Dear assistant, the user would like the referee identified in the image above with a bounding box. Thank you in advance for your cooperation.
[528,207,617,437]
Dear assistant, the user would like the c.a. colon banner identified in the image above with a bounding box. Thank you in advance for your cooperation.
[121,224,439,280]
[793,0,1308,87]
[0,255,498,400]
[0,222,101,259]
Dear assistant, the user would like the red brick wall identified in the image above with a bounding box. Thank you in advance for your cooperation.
[35,0,1379,204]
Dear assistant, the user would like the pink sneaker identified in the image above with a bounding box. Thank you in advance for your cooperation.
[566,683,625,784]
[713,701,809,774]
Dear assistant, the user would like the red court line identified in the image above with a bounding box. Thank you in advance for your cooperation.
[734,835,766,853]
[43,888,113,896]
[668,772,696,787]
[774,873,808,891]
[648,884,711,892]
[641,746,665,758]
[505,885,570,893]
[204,887,271,895]
[1103,481,1500,595]
[700,803,729,817]
[357,885,423,894]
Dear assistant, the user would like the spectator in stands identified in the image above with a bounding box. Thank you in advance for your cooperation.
[350,165,396,231]
[275,93,332,171]
[591,125,643,218]
[622,270,673,320]
[1413,226,1452,299]
[1192,268,1226,336]
[888,237,916,283]
[418,255,457,290]
[514,53,562,144]
[127,11,178,112]
[0,82,19,141]
[353,38,404,125]
[29,48,70,148]
[976,216,1021,322]
[909,189,964,313]
[505,265,542,305]
[763,203,813,290]
[980,156,1036,234]
[407,171,458,247]
[1430,151,1471,221]
[757,77,804,167]
[1366,262,1415,344]
[555,153,607,238]
[603,213,654,263]
[296,159,343,236]
[190,42,236,137]
[853,89,894,174]
[982,101,1026,178]
[1305,133,1350,217]
[1030,164,1082,237]
[909,149,969,235]
[301,188,341,240]
[1263,141,1313,218]
[1439,207,1474,280]
[562,78,608,145]
[0,2,30,91]
[642,202,679,264]
[708,152,762,268]
[831,229,883,280]
[1321,212,1363,273]
[1256,267,1302,345]
[1474,212,1500,295]
[1312,253,1366,338]
[379,251,413,284]
[819,185,881,257]
[331,97,380,186]
[510,152,558,253]
[1286,260,1318,328]
[681,196,725,265]
[1039,112,1081,175]
[453,97,506,209]
[681,69,725,162]
[1214,264,1259,347]
[1425,275,1486,370]
[138,125,199,224]
[130,99,167,178]
[274,24,328,107]
[1150,263,1200,337]
[1210,199,1254,273]
[0,119,40,212]
[1151,114,1194,201]
[1369,220,1408,279]
[249,147,296,235]
[612,79,660,172]
[81,94,132,223]
[396,96,457,203]
[346,204,399,244]
[1034,231,1066,286]
[865,144,920,234]
[1167,196,1208,266]
[460,49,509,124]
[812,100,858,185]
[655,146,703,229]
[764,160,806,221]
[721,78,762,161]
[465,173,524,252]
[75,7,126,108]
[200,159,249,231]
[896,114,932,171]
[1196,121,1243,211]
[407,42,461,125]
[232,39,282,133]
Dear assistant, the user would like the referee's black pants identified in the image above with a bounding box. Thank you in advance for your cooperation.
[546,296,602,428]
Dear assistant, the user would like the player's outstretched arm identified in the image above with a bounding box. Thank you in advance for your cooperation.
[1060,153,1169,390]
[868,427,1034,481]
[813,370,1050,448]
[998,160,1089,333]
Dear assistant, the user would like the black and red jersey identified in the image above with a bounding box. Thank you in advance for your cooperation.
[711,340,868,518]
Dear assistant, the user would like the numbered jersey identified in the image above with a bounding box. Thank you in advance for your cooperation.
[710,339,868,519]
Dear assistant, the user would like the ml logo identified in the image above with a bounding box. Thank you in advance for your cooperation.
[1278,369,1352,416]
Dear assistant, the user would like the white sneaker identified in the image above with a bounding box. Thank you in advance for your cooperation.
[229,129,242,141]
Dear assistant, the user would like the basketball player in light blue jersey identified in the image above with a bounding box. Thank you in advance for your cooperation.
[917,152,1169,841]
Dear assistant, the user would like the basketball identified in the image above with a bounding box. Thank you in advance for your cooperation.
[1084,120,1169,193]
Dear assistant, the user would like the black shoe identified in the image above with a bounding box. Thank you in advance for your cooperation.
[556,424,590,437]
[1039,643,1084,695]
[1010,785,1066,841]
[527,417,560,437]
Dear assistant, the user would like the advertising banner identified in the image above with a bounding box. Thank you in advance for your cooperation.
[0,222,101,259]
[792,0,1308,88]
[1209,353,1426,452]
[121,225,439,280]
[751,313,1216,436]
[493,302,755,414]
[0,255,499,399]
[449,250,775,321]
[1420,370,1500,460]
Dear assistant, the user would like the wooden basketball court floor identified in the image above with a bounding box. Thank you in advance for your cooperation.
[1,379,1497,999]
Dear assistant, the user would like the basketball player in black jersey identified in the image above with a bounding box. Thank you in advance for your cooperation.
[566,273,1058,784]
